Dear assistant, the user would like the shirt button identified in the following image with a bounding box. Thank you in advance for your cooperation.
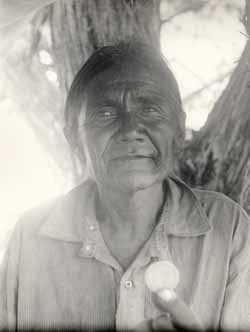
[85,244,92,251]
[89,225,95,231]
[124,280,133,289]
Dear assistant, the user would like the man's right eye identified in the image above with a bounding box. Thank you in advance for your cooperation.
[103,110,112,117]
[84,107,119,127]
[99,108,118,119]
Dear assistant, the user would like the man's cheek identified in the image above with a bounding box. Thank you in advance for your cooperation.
[87,138,110,173]
[158,137,174,167]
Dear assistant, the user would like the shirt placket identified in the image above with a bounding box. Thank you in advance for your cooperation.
[115,227,173,331]
[79,213,173,331]
[115,261,146,331]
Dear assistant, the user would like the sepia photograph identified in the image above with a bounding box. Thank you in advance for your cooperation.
[0,0,249,331]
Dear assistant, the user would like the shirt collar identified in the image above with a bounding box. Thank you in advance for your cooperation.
[39,179,96,242]
[164,176,211,236]
[38,176,211,243]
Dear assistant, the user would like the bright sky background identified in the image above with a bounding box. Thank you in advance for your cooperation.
[161,0,246,129]
[0,1,247,258]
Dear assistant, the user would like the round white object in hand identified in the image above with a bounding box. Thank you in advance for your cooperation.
[145,261,180,292]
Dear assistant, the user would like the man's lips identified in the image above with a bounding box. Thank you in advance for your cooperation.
[106,143,160,164]
[110,154,157,162]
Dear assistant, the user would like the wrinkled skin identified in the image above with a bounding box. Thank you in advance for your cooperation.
[74,64,204,331]
[77,64,177,193]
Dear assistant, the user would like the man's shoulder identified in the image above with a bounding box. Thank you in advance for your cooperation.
[169,176,250,225]
[19,194,63,230]
[18,180,94,235]
[194,187,237,205]
[193,187,250,228]
[193,187,242,209]
[17,191,69,236]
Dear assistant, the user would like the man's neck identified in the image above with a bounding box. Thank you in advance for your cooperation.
[96,181,165,235]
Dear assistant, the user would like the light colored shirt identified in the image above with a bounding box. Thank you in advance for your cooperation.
[0,176,250,331]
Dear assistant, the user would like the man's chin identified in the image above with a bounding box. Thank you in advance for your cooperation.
[105,172,166,193]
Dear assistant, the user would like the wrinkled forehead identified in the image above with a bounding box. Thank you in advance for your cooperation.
[65,50,185,136]
[85,62,178,107]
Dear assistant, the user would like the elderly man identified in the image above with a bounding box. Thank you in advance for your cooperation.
[1,2,250,332]
[1,39,250,331]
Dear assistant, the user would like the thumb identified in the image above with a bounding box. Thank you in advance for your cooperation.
[133,319,152,332]
[153,289,204,331]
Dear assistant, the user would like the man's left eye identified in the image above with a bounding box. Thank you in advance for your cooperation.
[144,107,158,113]
[142,107,161,116]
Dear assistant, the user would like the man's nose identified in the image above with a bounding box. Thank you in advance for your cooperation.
[119,113,145,143]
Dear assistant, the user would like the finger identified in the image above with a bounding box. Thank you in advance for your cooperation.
[152,314,176,331]
[133,319,152,332]
[153,290,204,331]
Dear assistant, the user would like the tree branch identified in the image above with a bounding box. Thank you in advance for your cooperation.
[160,0,209,25]
[242,0,250,37]
[183,70,232,103]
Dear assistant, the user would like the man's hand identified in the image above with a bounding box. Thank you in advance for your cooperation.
[135,289,204,331]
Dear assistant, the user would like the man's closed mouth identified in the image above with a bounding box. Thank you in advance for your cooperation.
[111,154,156,161]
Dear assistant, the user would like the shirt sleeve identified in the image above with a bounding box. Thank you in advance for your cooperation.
[220,206,250,331]
[0,222,22,330]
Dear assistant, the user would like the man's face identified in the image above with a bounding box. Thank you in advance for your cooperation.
[78,64,177,192]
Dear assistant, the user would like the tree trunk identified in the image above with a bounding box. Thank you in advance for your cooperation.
[8,0,161,183]
[48,0,161,181]
[6,0,250,200]
[48,0,161,93]
[180,2,250,213]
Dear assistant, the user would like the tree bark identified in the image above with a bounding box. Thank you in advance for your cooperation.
[5,0,249,200]
[4,0,161,183]
[48,0,161,93]
[180,1,250,213]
